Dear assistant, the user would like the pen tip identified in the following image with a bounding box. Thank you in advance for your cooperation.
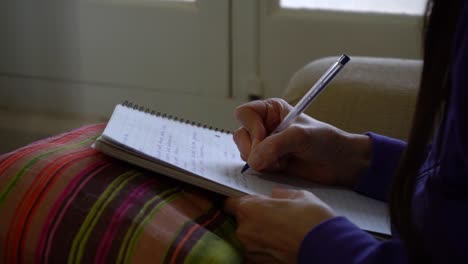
[241,164,249,173]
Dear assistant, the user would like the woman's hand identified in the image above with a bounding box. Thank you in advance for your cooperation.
[224,189,335,264]
[233,98,371,187]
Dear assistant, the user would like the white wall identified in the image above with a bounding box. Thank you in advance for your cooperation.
[0,0,234,153]
[0,0,424,154]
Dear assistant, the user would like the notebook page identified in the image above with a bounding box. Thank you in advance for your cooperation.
[310,188,390,234]
[245,170,390,234]
[102,105,274,194]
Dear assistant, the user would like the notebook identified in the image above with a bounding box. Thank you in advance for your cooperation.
[93,102,391,236]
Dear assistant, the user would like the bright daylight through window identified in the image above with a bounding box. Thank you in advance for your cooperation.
[280,0,427,15]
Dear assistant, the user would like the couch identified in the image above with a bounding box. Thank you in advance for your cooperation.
[283,56,421,140]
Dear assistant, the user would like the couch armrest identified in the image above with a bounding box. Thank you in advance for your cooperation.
[282,56,422,140]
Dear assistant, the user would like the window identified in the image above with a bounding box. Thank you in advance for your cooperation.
[280,0,427,16]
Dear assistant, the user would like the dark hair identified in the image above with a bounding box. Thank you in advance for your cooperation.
[389,0,464,262]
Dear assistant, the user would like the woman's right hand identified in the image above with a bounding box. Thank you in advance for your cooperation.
[233,98,372,187]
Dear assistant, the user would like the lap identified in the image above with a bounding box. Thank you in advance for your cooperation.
[0,124,242,263]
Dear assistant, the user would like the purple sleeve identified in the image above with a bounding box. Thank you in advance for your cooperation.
[353,132,406,201]
[298,134,408,263]
[298,217,408,264]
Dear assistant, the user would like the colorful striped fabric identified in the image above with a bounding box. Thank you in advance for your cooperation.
[0,124,243,263]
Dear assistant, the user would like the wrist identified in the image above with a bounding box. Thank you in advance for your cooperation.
[336,132,372,187]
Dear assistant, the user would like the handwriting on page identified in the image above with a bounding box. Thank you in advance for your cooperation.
[107,106,257,193]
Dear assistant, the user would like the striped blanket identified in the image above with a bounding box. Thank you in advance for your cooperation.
[0,124,243,263]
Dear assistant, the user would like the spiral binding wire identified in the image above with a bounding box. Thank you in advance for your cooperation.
[122,101,229,133]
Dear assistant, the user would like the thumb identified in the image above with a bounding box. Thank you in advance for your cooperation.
[247,126,306,171]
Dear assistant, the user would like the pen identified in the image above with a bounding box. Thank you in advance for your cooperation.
[241,54,351,173]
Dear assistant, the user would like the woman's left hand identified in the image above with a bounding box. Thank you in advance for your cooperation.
[224,189,335,264]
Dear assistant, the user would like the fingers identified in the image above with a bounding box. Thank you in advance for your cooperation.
[248,126,309,171]
[234,101,268,149]
[225,191,307,217]
[225,196,289,264]
[271,189,332,215]
[224,195,267,218]
[224,192,312,264]
[234,99,293,149]
[233,99,295,165]
[233,127,251,161]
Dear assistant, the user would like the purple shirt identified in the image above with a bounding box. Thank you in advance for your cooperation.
[298,3,468,263]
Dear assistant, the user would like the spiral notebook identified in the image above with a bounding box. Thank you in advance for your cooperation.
[93,102,391,236]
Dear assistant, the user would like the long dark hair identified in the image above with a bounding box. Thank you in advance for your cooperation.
[389,0,463,262]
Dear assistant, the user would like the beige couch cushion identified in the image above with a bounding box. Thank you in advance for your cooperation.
[283,56,422,140]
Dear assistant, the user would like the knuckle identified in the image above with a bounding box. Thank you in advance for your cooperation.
[274,98,292,112]
[233,105,243,119]
[265,98,284,112]
[233,128,243,142]
[234,103,252,120]
[275,98,288,106]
